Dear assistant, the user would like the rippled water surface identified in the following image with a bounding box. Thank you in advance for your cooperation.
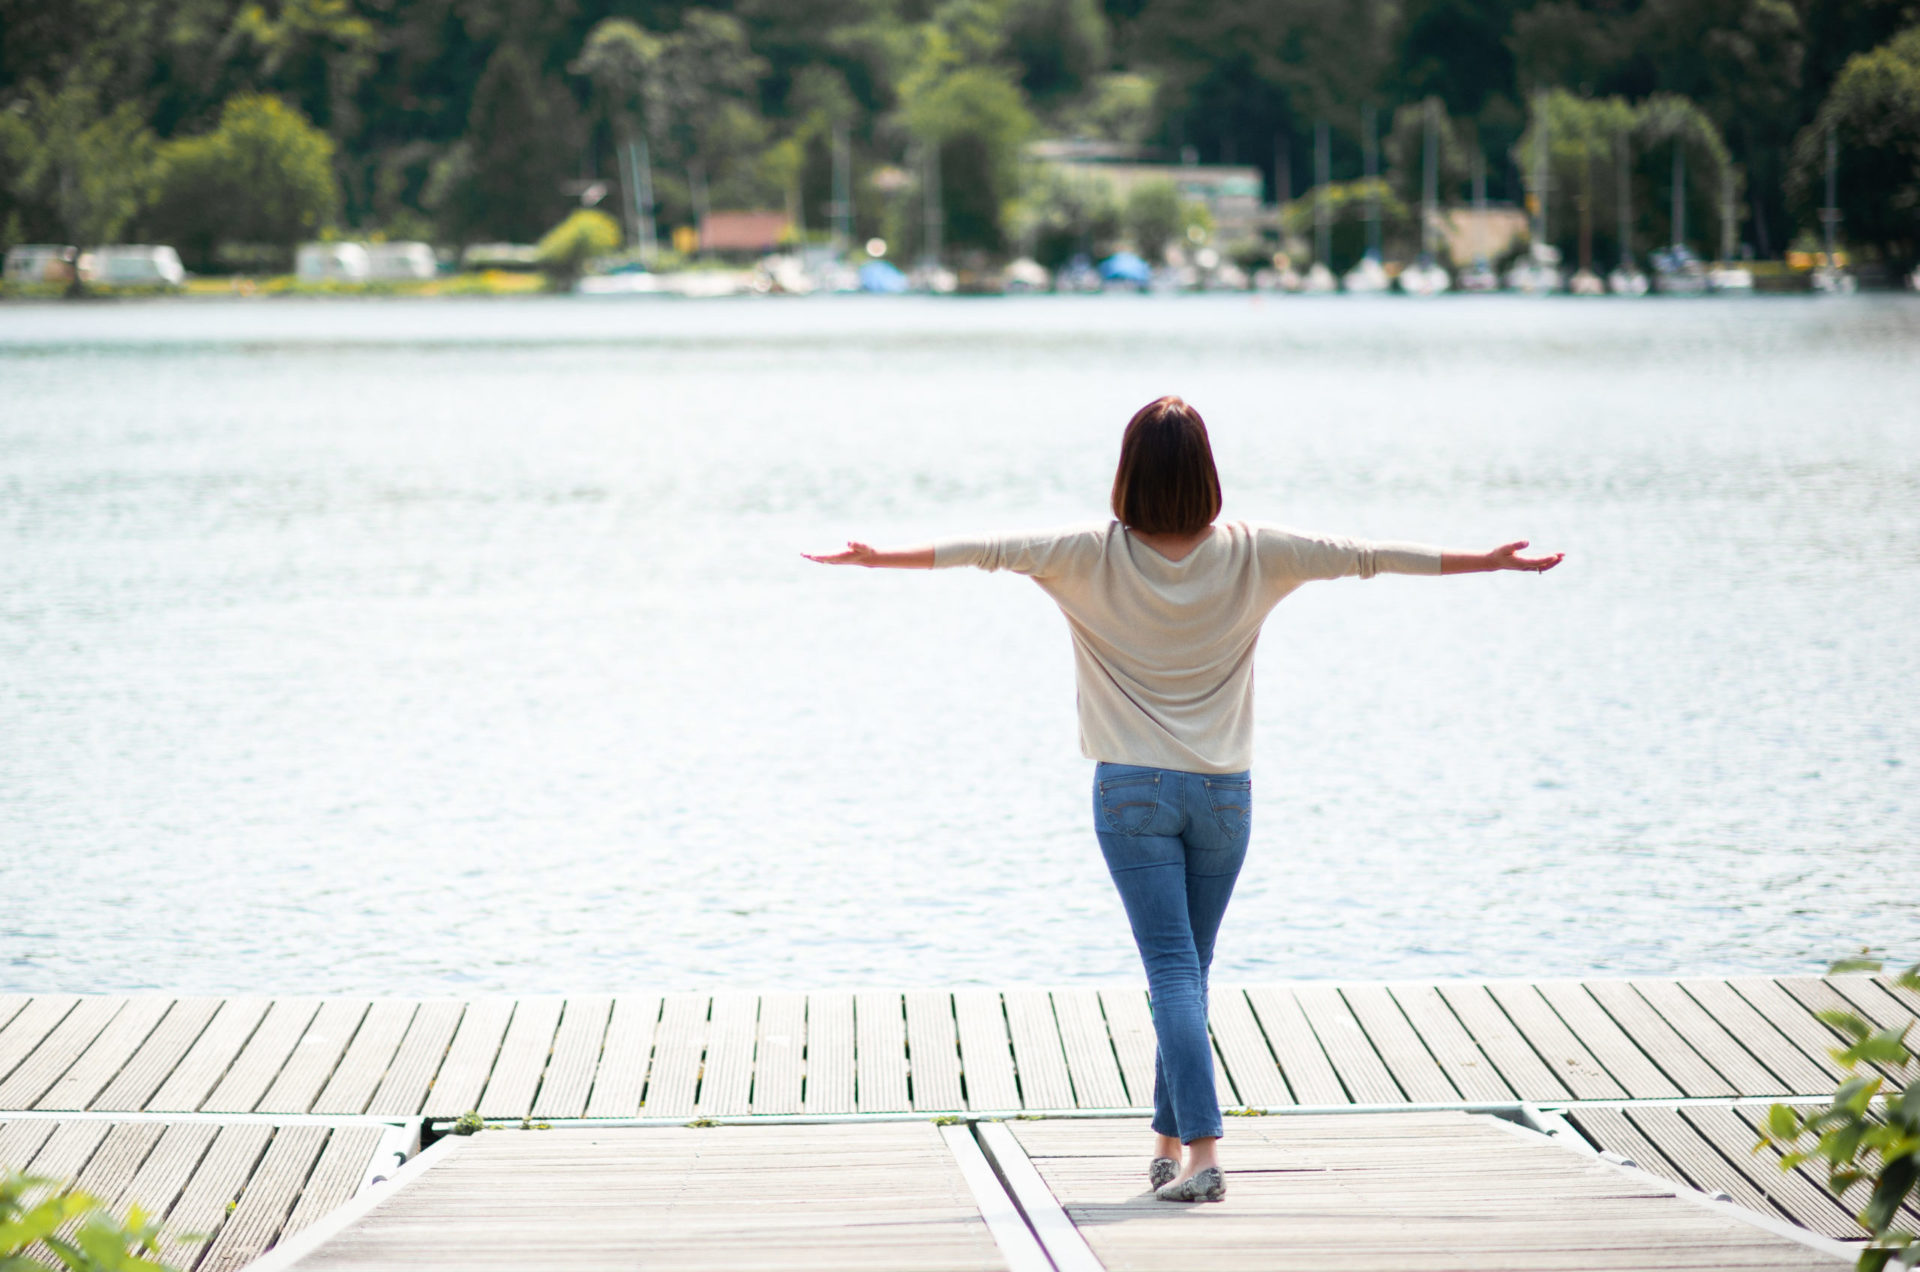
[3,294,1916,994]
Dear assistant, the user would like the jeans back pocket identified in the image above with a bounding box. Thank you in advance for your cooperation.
[1203,777,1251,839]
[1097,771,1163,836]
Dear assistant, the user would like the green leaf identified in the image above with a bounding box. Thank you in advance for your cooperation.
[1768,1104,1804,1140]
[1820,1010,1874,1041]
[1831,956,1887,975]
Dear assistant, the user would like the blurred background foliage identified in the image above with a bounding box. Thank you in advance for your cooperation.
[0,0,1916,268]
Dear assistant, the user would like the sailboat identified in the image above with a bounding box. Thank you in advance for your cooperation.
[1607,126,1649,294]
[1343,105,1391,293]
[1400,100,1451,295]
[1303,120,1338,292]
[1457,145,1498,291]
[1707,167,1753,291]
[1506,91,1563,293]
[1652,139,1707,293]
[1811,122,1855,294]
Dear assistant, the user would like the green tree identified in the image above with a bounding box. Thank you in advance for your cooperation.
[432,44,580,244]
[1002,0,1110,107]
[1511,91,1641,270]
[1013,166,1122,267]
[1124,179,1183,260]
[902,64,1035,254]
[148,93,338,266]
[0,74,158,247]
[1788,26,1920,272]
[572,19,666,254]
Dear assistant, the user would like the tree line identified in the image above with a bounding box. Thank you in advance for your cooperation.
[1,0,1915,271]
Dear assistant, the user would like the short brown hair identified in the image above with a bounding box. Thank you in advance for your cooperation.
[1110,396,1223,535]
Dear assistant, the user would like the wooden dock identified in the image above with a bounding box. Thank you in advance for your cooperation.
[1,973,1910,1269]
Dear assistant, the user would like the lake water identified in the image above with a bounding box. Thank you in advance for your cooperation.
[2,294,1916,995]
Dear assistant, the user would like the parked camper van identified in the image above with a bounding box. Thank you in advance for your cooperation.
[365,241,437,280]
[4,244,79,285]
[296,242,371,283]
[79,246,186,287]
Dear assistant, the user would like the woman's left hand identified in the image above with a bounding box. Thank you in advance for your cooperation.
[1484,540,1564,572]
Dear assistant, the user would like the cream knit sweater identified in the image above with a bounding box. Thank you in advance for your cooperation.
[931,520,1442,773]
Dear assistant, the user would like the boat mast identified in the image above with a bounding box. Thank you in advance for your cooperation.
[1363,103,1380,260]
[1671,140,1685,256]
[831,122,851,254]
[1471,140,1489,274]
[1315,119,1331,270]
[1615,128,1631,270]
[1820,120,1840,270]
[1421,98,1439,264]
[1532,90,1548,256]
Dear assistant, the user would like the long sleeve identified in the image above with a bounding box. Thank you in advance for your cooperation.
[929,526,1103,578]
[1252,523,1442,583]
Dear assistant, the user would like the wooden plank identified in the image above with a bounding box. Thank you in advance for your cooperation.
[255,999,371,1115]
[1435,983,1572,1101]
[1620,1105,1786,1219]
[1387,983,1515,1102]
[582,994,659,1119]
[282,1126,383,1238]
[855,992,910,1113]
[643,993,710,1119]
[0,1120,58,1171]
[476,997,565,1120]
[35,997,173,1110]
[420,998,514,1120]
[145,997,278,1112]
[902,991,963,1113]
[1340,984,1457,1103]
[1583,979,1737,1097]
[1632,980,1788,1095]
[802,992,855,1115]
[1485,983,1624,1100]
[67,1121,168,1215]
[1002,990,1074,1110]
[1292,984,1403,1103]
[312,999,418,1116]
[89,998,222,1112]
[24,1119,111,1185]
[1246,986,1347,1105]
[0,997,126,1107]
[1565,1105,1691,1188]
[954,989,1020,1112]
[1730,1103,1907,1236]
[1828,976,1920,1035]
[277,1122,1006,1272]
[113,1121,218,1227]
[190,998,312,1113]
[1681,1104,1861,1239]
[0,996,80,1088]
[697,993,759,1117]
[197,1124,329,1272]
[1097,989,1156,1108]
[156,1122,272,1270]
[1051,988,1129,1110]
[1205,988,1289,1107]
[1725,978,1851,1083]
[1533,981,1682,1099]
[531,996,613,1120]
[0,995,28,1034]
[751,992,807,1116]
[365,999,465,1116]
[1680,979,1836,1094]
[1875,973,1920,1018]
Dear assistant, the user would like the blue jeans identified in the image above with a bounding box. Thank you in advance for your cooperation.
[1093,761,1251,1144]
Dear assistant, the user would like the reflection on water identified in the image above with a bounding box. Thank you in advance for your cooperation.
[1,295,1916,993]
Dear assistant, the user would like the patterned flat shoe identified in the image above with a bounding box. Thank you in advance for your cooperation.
[1149,1156,1178,1189]
[1155,1166,1225,1202]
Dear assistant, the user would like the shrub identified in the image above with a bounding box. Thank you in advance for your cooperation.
[535,209,622,286]
[1760,954,1918,1272]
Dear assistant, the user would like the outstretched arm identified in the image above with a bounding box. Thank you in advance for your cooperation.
[1440,540,1564,574]
[803,541,934,569]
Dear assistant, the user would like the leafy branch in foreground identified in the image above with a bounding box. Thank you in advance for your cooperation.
[0,1167,187,1272]
[1760,954,1919,1272]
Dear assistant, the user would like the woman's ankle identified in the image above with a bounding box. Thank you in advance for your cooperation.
[1185,1135,1220,1170]
[1153,1133,1181,1159]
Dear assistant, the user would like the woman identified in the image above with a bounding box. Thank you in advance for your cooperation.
[805,395,1561,1203]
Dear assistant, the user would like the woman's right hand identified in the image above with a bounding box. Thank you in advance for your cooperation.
[802,541,935,569]
[803,540,879,566]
